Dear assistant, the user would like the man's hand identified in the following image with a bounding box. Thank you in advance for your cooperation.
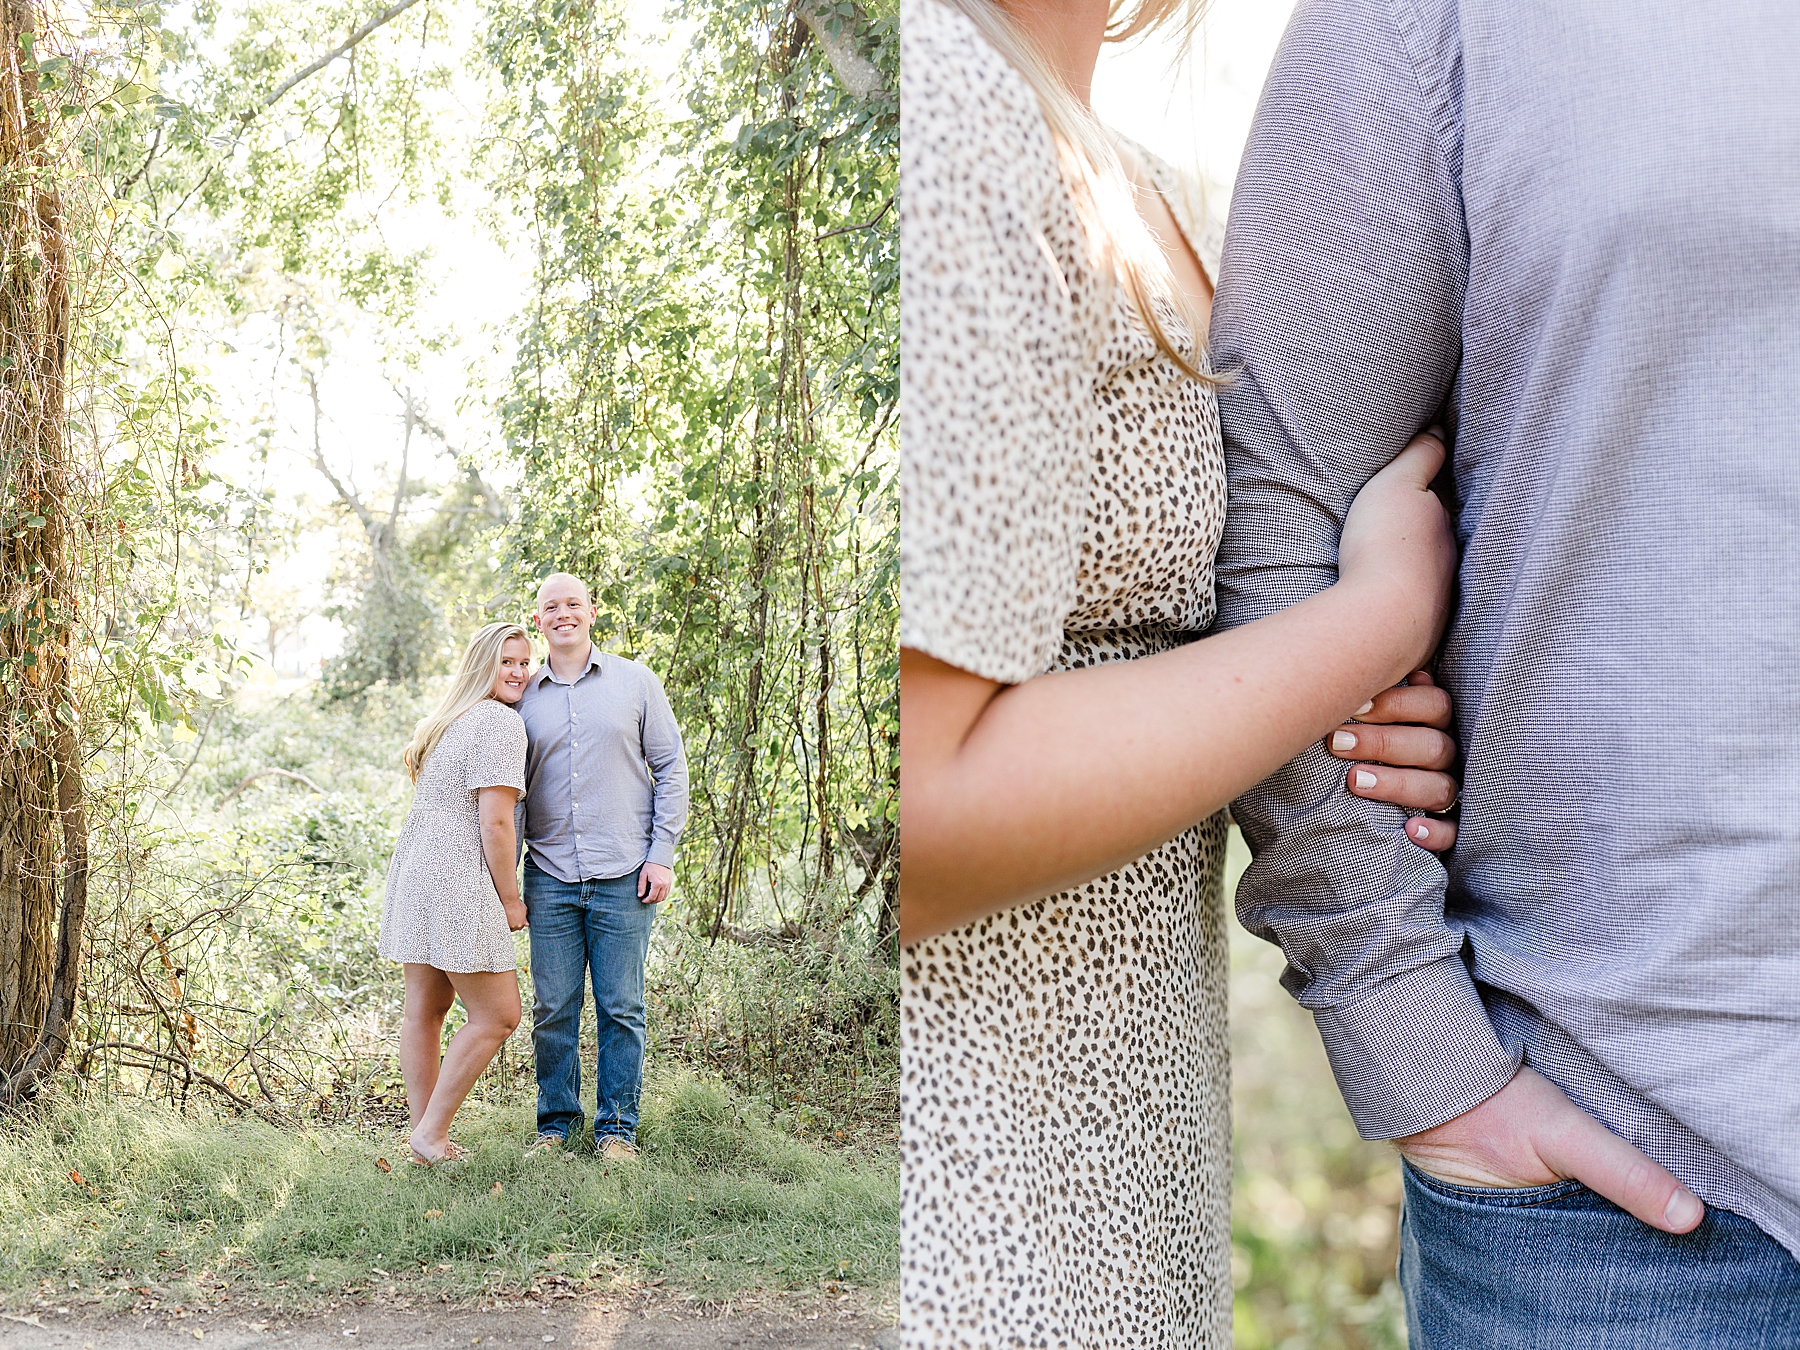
[1397,1067,1704,1232]
[638,862,673,906]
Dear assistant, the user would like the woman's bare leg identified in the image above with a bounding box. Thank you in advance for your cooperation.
[410,969,522,1159]
[400,963,458,1132]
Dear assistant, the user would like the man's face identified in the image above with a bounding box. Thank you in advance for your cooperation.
[535,578,594,651]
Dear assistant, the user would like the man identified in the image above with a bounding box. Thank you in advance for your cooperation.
[1210,1,1800,1343]
[517,572,688,1161]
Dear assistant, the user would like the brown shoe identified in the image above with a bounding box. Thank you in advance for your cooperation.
[598,1136,640,1162]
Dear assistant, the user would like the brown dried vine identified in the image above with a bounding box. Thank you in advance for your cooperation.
[0,0,89,1108]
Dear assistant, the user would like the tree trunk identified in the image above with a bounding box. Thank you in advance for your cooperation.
[0,0,89,1107]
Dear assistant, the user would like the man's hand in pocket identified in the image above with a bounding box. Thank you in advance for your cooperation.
[1397,1066,1705,1232]
[638,862,673,906]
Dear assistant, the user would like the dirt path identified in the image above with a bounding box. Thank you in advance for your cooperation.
[0,1293,898,1350]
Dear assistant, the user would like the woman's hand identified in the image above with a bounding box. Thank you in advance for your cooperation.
[503,898,529,932]
[1330,669,1459,851]
[1337,431,1458,677]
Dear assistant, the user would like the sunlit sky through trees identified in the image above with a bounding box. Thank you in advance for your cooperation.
[198,0,696,678]
[1094,0,1297,210]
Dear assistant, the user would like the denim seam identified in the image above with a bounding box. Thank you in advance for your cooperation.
[1407,1165,1586,1209]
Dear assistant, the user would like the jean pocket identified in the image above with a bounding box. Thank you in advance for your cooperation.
[1402,1158,1589,1209]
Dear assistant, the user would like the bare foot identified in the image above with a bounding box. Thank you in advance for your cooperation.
[408,1133,467,1166]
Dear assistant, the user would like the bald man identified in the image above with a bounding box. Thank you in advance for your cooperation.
[517,573,689,1160]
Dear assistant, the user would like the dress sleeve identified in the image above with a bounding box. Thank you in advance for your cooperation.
[898,0,1094,685]
[465,702,528,793]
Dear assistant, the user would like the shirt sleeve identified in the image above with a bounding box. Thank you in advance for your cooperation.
[465,702,528,794]
[898,1,1092,685]
[639,669,688,870]
[1210,0,1520,1139]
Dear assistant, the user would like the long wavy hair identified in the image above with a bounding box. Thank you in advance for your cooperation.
[400,622,531,781]
[943,0,1218,385]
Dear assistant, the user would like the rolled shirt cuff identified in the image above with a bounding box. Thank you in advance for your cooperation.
[1311,954,1522,1140]
[645,838,677,870]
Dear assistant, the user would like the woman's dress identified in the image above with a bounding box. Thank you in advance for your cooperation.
[900,2,1233,1345]
[378,697,527,974]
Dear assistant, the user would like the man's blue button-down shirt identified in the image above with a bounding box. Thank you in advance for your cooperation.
[1212,0,1800,1259]
[517,645,689,884]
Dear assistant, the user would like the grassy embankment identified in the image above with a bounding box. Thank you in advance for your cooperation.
[0,1068,896,1315]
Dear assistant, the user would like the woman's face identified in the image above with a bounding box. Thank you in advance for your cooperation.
[490,636,533,704]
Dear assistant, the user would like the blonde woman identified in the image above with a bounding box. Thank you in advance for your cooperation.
[900,0,1469,1343]
[380,621,532,1166]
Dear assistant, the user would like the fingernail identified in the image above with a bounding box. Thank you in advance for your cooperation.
[1665,1190,1702,1229]
[1353,770,1378,791]
[1354,701,1374,716]
[1330,730,1357,753]
[1409,821,1429,840]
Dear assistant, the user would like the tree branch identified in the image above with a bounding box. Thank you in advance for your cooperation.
[251,0,429,122]
[793,0,885,99]
[388,389,411,541]
[217,767,325,808]
[306,372,376,531]
[117,123,163,196]
[393,383,510,526]
[76,1043,258,1113]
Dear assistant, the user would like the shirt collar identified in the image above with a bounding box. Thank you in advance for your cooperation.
[529,643,604,688]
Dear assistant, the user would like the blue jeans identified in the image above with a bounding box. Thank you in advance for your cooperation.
[1400,1159,1800,1348]
[522,857,658,1143]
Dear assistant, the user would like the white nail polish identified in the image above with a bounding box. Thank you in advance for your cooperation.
[1355,701,1375,716]
[1410,822,1428,840]
[1354,770,1378,790]
[1331,730,1357,753]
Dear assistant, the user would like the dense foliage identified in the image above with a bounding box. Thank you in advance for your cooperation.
[483,0,899,942]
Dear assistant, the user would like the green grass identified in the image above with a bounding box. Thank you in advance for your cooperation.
[0,1068,897,1311]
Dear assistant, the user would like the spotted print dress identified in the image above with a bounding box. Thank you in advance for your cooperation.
[899,2,1232,1346]
[378,697,527,974]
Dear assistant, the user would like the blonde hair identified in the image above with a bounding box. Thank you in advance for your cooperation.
[947,0,1219,385]
[401,622,531,781]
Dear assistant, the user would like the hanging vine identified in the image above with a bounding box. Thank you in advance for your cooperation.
[485,0,898,951]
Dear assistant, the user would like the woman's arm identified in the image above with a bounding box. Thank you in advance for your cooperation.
[900,435,1457,945]
[479,786,527,932]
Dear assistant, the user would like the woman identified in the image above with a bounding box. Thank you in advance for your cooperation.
[900,0,1464,1344]
[379,621,533,1166]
